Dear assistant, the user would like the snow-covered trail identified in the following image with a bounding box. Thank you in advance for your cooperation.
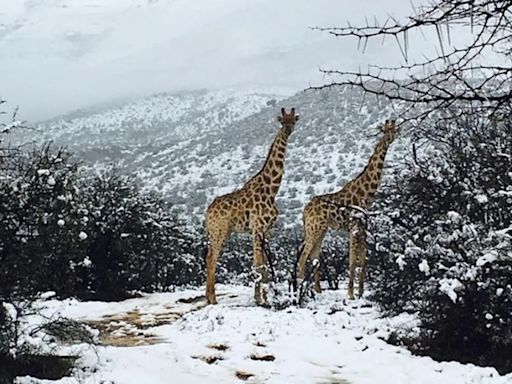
[29,285,511,384]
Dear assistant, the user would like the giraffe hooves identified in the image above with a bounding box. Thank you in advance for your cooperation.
[347,291,355,300]
[254,286,269,307]
[206,293,218,305]
[256,300,270,308]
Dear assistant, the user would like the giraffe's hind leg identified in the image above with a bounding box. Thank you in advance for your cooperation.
[347,219,366,300]
[357,227,368,298]
[298,216,327,288]
[311,230,327,293]
[205,223,230,305]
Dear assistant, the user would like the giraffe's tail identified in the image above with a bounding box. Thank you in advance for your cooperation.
[202,222,209,263]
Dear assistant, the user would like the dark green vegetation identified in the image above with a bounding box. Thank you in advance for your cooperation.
[368,110,512,373]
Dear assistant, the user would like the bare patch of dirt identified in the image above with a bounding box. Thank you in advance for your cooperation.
[249,353,275,362]
[84,308,184,347]
[208,343,230,351]
[85,315,160,347]
[177,295,205,304]
[235,370,255,380]
[193,355,224,364]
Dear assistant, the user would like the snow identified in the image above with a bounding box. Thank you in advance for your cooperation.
[57,219,65,227]
[78,231,88,240]
[418,259,430,275]
[396,254,407,270]
[447,211,462,223]
[36,169,50,176]
[81,256,92,267]
[476,251,498,267]
[439,278,464,303]
[475,194,489,204]
[19,285,511,384]
[40,291,56,300]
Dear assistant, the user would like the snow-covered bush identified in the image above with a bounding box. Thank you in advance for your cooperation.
[369,109,512,372]
[78,169,201,300]
[0,146,87,299]
[0,145,203,302]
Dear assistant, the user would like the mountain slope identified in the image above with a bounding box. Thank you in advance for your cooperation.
[29,87,407,226]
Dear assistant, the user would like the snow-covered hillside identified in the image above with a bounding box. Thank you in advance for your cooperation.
[29,87,408,225]
[23,285,511,384]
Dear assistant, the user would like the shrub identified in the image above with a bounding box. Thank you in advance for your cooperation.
[369,109,512,373]
[0,145,203,302]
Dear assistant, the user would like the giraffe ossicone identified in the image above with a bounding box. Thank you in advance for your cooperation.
[205,107,299,305]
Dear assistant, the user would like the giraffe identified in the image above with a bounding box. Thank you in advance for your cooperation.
[297,119,398,299]
[205,108,299,305]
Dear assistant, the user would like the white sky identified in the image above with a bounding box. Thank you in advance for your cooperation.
[0,0,451,122]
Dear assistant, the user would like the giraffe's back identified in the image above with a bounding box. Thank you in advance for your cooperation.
[206,189,276,234]
[303,196,351,230]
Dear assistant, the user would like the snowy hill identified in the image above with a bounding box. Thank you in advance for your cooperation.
[29,87,407,225]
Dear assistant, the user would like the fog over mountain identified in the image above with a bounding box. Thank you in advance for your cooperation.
[0,0,456,122]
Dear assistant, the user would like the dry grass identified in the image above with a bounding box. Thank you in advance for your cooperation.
[235,370,255,381]
[177,295,205,304]
[192,354,224,364]
[249,353,275,362]
[208,343,230,351]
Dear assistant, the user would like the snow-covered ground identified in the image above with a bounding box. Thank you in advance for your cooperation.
[19,284,511,384]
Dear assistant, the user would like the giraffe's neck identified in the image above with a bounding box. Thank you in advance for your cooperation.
[333,134,393,206]
[246,128,290,197]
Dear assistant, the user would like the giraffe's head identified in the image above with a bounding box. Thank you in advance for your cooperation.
[277,107,299,135]
[379,119,398,142]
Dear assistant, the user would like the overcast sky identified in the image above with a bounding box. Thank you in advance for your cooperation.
[0,0,455,122]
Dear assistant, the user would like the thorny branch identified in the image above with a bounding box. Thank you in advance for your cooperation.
[312,0,512,126]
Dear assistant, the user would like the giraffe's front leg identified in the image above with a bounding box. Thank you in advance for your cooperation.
[252,229,269,306]
[205,226,230,305]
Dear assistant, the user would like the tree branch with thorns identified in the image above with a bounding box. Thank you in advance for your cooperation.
[312,0,512,125]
